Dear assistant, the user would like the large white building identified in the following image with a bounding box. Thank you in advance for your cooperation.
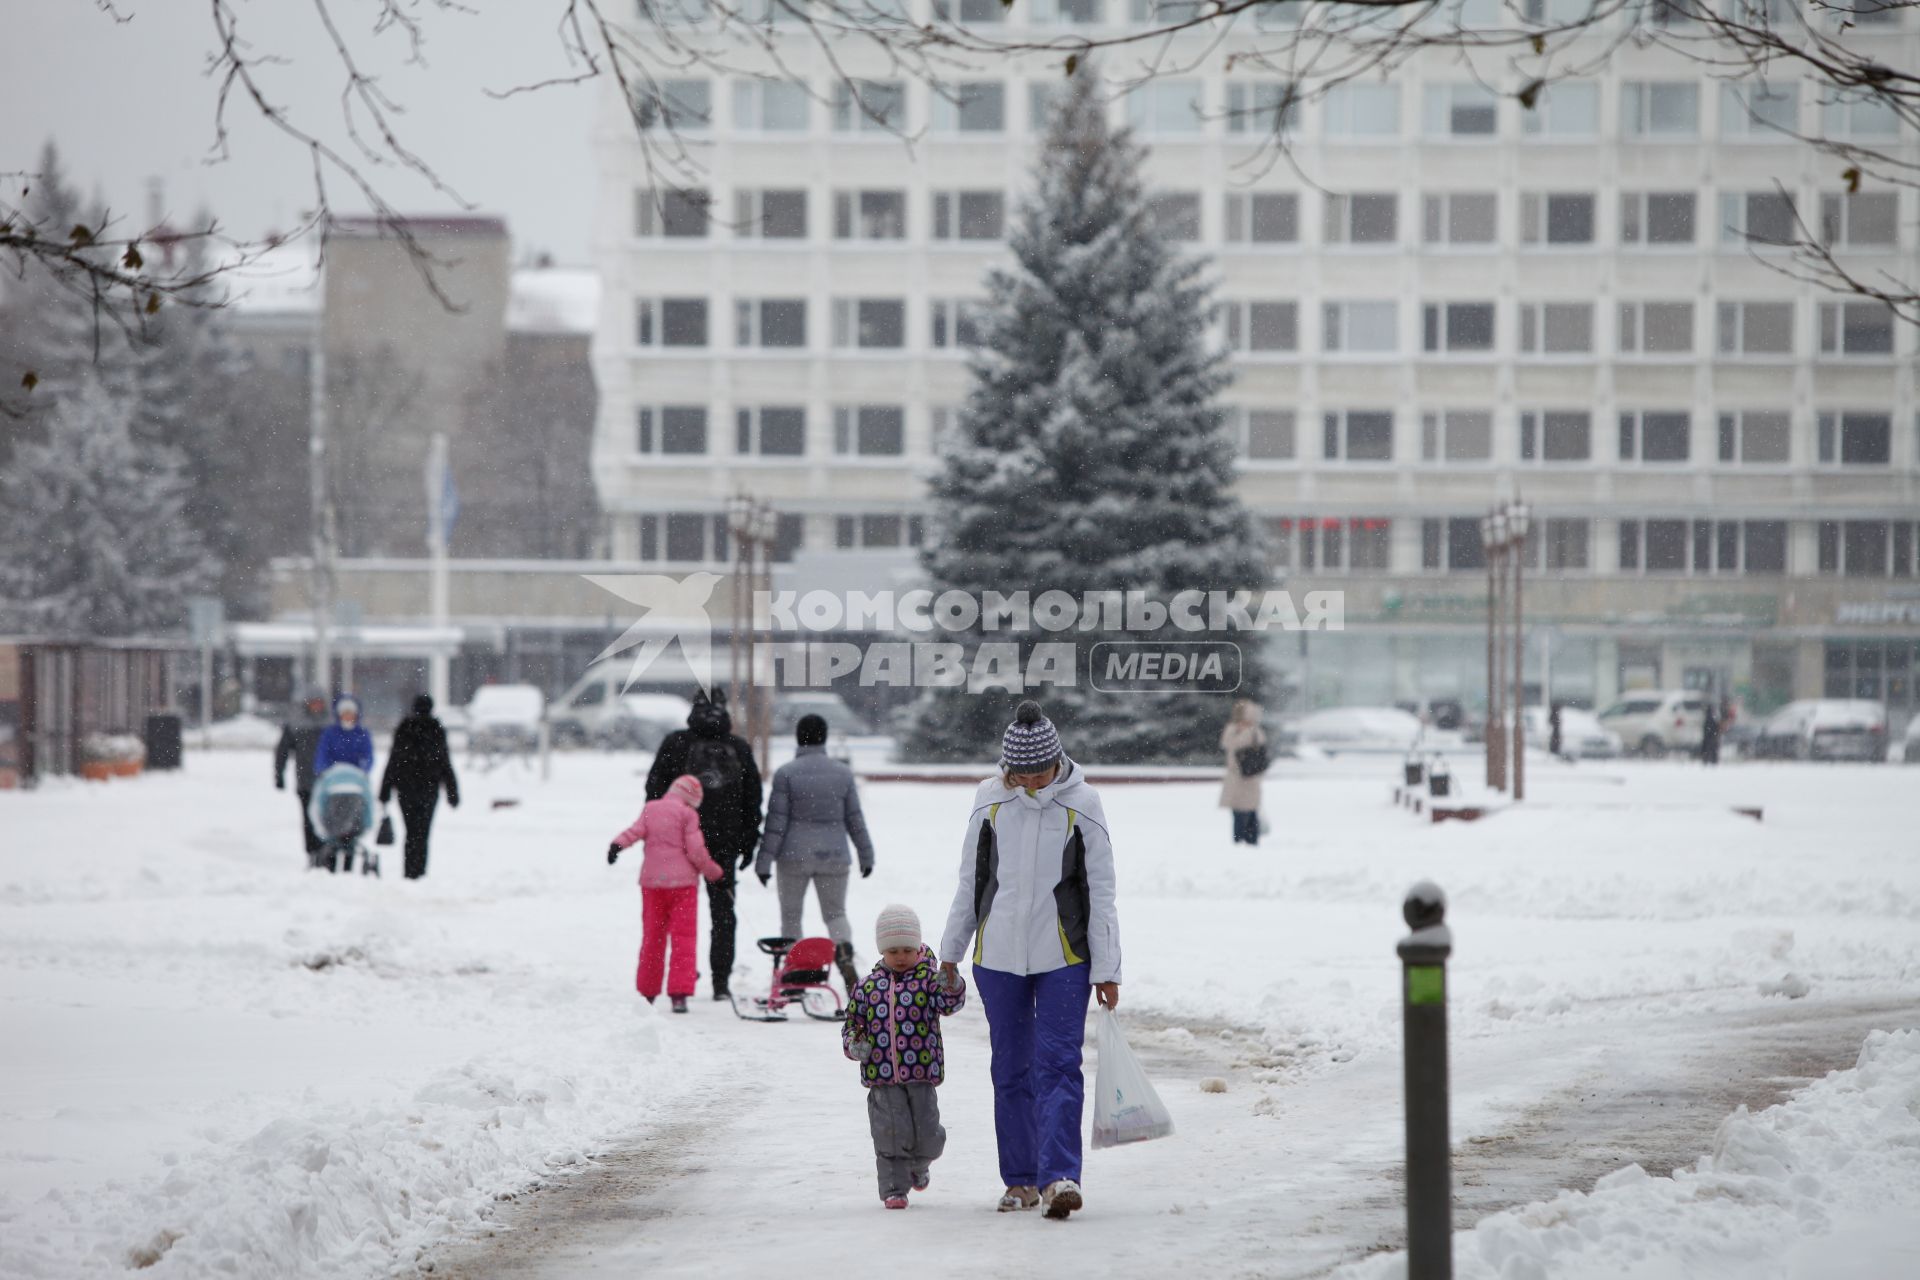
[590,3,1920,726]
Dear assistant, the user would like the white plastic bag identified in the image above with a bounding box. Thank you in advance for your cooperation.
[1090,1009,1175,1149]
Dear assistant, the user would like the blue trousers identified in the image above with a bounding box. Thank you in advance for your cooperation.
[974,963,1092,1188]
[1231,809,1259,844]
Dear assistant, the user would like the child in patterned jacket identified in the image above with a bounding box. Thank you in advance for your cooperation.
[842,903,967,1208]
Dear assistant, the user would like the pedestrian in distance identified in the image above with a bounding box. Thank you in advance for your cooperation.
[1701,699,1722,766]
[754,713,875,990]
[380,694,460,879]
[313,695,374,775]
[1548,702,1565,759]
[940,700,1121,1221]
[843,904,966,1209]
[645,689,763,1001]
[1218,698,1269,846]
[273,686,330,860]
[608,774,726,1013]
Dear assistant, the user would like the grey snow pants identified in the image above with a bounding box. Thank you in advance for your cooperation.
[867,1084,945,1200]
[775,864,852,947]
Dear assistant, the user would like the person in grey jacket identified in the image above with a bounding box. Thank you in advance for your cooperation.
[754,714,875,990]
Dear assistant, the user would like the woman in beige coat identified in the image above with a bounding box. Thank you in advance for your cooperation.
[1219,700,1267,845]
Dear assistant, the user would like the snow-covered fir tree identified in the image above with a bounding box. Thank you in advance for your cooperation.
[0,373,218,636]
[898,68,1271,764]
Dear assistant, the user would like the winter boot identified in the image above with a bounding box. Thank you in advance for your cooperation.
[1042,1180,1083,1220]
[911,1169,931,1192]
[996,1186,1040,1213]
[835,940,861,991]
[670,996,689,1014]
[882,1197,908,1210]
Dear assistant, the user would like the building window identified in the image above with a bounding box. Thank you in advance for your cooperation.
[1270,517,1391,573]
[934,0,1008,20]
[1520,81,1598,138]
[735,298,807,348]
[1540,518,1590,571]
[1716,301,1796,356]
[1147,191,1203,242]
[931,190,1004,241]
[833,406,906,456]
[1030,0,1105,23]
[1620,519,1786,575]
[831,79,906,133]
[1817,412,1892,465]
[930,299,984,350]
[1421,192,1497,246]
[835,190,907,241]
[1818,521,1915,577]
[1422,517,1489,573]
[1822,91,1900,139]
[1323,83,1400,138]
[732,78,810,131]
[835,513,921,549]
[1127,80,1206,134]
[1716,411,1792,464]
[1225,192,1299,244]
[635,405,709,456]
[1422,84,1498,137]
[1818,302,1895,356]
[1618,411,1691,463]
[1322,410,1394,462]
[1323,301,1398,353]
[931,82,1006,133]
[635,187,710,238]
[769,513,805,563]
[637,298,709,347]
[667,512,712,562]
[1239,409,1298,460]
[831,298,906,349]
[735,406,806,457]
[1519,192,1595,245]
[1224,301,1299,353]
[1742,521,1788,574]
[1029,82,1066,132]
[1518,302,1593,355]
[1620,192,1695,245]
[930,405,959,451]
[733,188,807,240]
[1518,410,1592,462]
[1422,302,1496,353]
[1621,81,1699,138]
[1719,191,1799,247]
[1617,518,1692,572]
[1227,81,1293,135]
[1720,81,1797,138]
[1820,192,1898,249]
[1420,410,1493,463]
[1325,193,1398,245]
[1618,301,1694,355]
[636,79,711,131]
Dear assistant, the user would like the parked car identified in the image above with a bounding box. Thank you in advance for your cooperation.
[465,684,546,754]
[1596,690,1708,758]
[1524,705,1624,759]
[1294,706,1428,755]
[1903,715,1920,764]
[547,663,687,747]
[769,692,875,738]
[1753,699,1887,762]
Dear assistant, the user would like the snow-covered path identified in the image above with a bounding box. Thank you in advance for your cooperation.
[3,748,1917,1276]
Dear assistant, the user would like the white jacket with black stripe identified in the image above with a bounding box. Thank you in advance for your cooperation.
[939,758,1121,985]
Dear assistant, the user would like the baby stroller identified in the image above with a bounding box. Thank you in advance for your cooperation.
[307,763,380,875]
[730,936,847,1023]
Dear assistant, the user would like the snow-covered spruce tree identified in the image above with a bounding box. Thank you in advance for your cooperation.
[898,68,1270,765]
[0,373,218,636]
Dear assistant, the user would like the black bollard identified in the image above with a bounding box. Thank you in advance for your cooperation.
[1404,751,1425,788]
[1397,881,1453,1280]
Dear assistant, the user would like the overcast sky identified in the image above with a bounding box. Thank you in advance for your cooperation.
[4,1,598,263]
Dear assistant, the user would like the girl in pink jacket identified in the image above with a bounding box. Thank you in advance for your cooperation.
[607,774,725,1012]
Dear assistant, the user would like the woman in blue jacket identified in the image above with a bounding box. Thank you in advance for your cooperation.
[313,695,375,775]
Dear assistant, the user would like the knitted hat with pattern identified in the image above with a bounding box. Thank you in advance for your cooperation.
[999,700,1062,773]
[875,903,922,952]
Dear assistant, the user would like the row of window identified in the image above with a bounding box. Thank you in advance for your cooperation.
[632,402,1911,468]
[635,293,1903,359]
[635,72,1902,144]
[632,509,921,562]
[640,186,1905,253]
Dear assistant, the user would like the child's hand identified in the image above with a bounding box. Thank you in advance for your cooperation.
[606,842,621,865]
[846,1037,873,1062]
[937,967,964,995]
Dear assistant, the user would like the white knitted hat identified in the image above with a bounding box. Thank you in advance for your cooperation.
[874,903,922,952]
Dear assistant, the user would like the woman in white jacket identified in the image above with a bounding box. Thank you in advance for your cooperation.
[939,701,1120,1221]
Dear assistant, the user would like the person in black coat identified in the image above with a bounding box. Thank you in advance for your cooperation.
[274,686,331,860]
[1701,700,1722,767]
[645,688,763,999]
[380,694,461,879]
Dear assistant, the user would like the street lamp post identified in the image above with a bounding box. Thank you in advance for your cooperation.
[1508,502,1530,803]
[1484,511,1508,792]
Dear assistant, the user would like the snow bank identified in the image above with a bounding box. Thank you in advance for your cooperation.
[1338,1028,1920,1280]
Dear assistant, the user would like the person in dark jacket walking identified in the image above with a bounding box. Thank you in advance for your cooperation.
[1548,702,1565,759]
[380,694,461,879]
[274,686,331,859]
[1701,700,1722,766]
[645,688,763,999]
[755,714,876,990]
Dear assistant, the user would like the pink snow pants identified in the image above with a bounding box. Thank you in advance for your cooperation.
[637,885,700,999]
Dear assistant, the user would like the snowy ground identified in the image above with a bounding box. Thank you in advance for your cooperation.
[2,747,1917,1277]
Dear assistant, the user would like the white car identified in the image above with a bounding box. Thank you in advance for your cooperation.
[1754,699,1888,762]
[1293,706,1429,755]
[770,692,874,738]
[547,663,691,748]
[1596,690,1708,758]
[466,684,546,754]
[1524,706,1624,759]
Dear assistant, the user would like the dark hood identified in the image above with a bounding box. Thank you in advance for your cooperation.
[688,693,731,739]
